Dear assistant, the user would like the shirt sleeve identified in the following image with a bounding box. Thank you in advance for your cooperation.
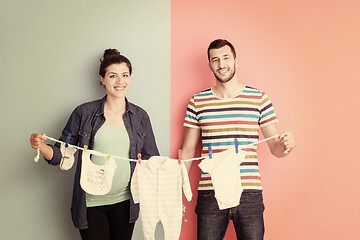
[130,164,140,203]
[180,163,193,202]
[259,92,279,127]
[197,157,213,174]
[47,105,82,165]
[183,97,200,129]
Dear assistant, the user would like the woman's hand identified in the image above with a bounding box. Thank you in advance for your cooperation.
[30,133,46,150]
[29,133,53,161]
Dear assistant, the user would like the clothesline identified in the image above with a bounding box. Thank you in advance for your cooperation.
[33,134,282,163]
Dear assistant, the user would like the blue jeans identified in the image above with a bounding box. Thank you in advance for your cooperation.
[196,191,265,240]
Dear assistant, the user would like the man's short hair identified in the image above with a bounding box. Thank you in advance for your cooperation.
[207,39,237,62]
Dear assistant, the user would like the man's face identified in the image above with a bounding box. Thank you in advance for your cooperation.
[208,45,237,83]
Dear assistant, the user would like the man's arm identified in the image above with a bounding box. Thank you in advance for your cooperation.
[261,123,296,158]
[180,127,201,172]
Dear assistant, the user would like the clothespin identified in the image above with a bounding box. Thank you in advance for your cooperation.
[208,146,213,159]
[84,145,88,152]
[182,205,188,222]
[65,133,71,148]
[137,153,142,164]
[105,155,111,164]
[234,138,239,154]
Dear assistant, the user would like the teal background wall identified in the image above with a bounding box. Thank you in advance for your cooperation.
[0,0,170,239]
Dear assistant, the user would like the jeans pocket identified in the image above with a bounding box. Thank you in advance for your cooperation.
[240,192,265,214]
[196,191,218,214]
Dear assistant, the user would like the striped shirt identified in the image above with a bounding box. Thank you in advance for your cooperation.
[183,86,278,192]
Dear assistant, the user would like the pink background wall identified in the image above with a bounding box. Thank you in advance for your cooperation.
[171,0,360,239]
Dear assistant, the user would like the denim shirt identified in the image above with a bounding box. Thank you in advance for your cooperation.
[47,96,159,229]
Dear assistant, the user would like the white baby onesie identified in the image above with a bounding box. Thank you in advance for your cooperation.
[80,151,117,195]
[198,146,245,210]
[60,142,77,170]
[130,156,192,240]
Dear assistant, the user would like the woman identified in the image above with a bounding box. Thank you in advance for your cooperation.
[30,49,159,240]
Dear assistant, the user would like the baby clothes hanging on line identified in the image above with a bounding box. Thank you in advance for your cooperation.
[130,156,192,240]
[198,135,281,210]
[33,134,283,202]
[80,150,117,196]
[59,142,77,170]
[198,145,245,210]
[33,135,229,167]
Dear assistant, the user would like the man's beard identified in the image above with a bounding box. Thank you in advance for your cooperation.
[213,67,236,83]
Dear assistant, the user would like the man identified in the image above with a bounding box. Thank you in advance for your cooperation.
[180,39,296,240]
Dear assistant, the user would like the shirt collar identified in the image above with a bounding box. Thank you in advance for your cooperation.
[147,156,175,171]
[125,98,136,114]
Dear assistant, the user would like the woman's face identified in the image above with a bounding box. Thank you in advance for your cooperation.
[101,63,131,98]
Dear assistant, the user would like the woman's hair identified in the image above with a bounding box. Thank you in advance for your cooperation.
[99,49,132,78]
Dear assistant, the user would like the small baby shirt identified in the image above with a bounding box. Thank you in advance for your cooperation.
[130,156,192,240]
[80,151,117,195]
[198,146,245,210]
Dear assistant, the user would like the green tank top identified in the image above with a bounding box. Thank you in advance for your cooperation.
[86,122,131,207]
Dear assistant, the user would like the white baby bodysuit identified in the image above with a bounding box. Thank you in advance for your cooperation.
[60,142,77,170]
[80,151,117,196]
[130,156,192,240]
[198,146,245,210]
